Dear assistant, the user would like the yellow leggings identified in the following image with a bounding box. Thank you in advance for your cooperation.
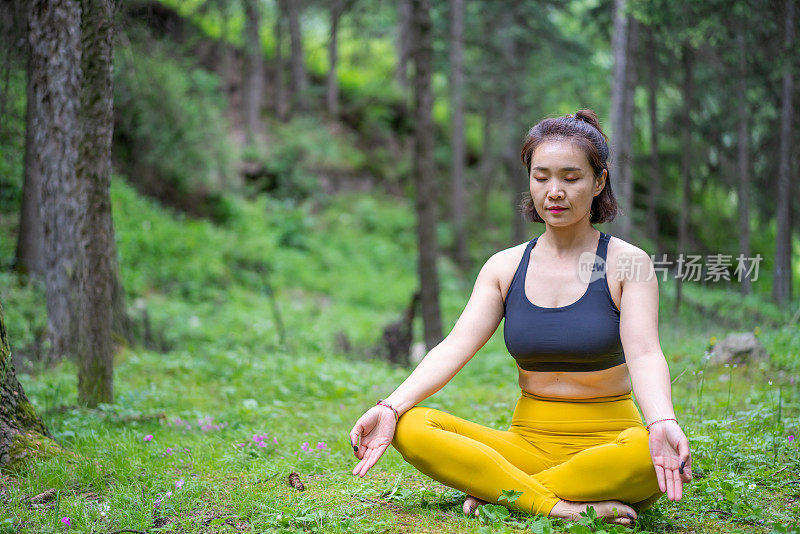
[391,390,662,516]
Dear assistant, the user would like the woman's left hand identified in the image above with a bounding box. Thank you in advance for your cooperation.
[648,420,692,501]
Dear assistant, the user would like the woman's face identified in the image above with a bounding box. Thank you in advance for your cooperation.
[529,139,606,227]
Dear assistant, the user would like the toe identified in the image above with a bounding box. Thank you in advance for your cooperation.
[463,497,476,516]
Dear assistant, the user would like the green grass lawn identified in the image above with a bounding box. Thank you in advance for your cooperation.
[1,181,799,533]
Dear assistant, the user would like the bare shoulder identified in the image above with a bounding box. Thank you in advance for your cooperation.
[480,241,529,299]
[606,235,655,285]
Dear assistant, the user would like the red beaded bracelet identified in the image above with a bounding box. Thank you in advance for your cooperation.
[646,418,678,431]
[376,400,399,423]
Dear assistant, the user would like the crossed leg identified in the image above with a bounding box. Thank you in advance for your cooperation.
[392,406,662,522]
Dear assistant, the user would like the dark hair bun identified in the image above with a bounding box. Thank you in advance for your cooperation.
[574,109,608,143]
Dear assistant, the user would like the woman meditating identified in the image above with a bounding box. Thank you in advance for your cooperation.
[348,109,692,526]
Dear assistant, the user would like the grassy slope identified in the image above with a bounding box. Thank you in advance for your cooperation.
[0,178,798,534]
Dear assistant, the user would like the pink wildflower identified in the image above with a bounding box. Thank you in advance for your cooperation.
[175,479,184,489]
[301,442,310,452]
[164,491,173,499]
[316,442,327,450]
[236,443,246,448]
[789,435,795,442]
[61,517,71,527]
[273,437,278,444]
[258,441,267,448]
[144,435,153,442]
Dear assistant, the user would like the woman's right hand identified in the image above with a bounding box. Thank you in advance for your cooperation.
[349,405,397,477]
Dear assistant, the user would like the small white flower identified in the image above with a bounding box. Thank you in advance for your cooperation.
[748,483,757,490]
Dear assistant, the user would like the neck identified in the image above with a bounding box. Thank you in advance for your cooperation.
[539,223,599,258]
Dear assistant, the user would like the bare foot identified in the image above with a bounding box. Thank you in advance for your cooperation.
[549,499,636,526]
[463,494,488,516]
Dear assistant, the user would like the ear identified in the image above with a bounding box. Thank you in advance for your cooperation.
[594,169,607,197]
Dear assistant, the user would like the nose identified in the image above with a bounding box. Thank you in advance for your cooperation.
[547,182,564,200]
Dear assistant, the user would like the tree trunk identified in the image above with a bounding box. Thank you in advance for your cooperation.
[645,25,661,250]
[609,0,631,240]
[736,30,752,296]
[76,0,117,406]
[449,0,468,269]
[396,0,412,93]
[676,43,694,314]
[285,0,307,114]
[619,15,638,240]
[219,6,236,102]
[327,0,342,117]
[503,90,524,245]
[773,0,795,304]
[30,0,82,362]
[500,10,524,244]
[411,0,442,350]
[242,0,263,144]
[1,302,52,469]
[15,49,46,278]
[477,100,495,224]
[274,0,288,122]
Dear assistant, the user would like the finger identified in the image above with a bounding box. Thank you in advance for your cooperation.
[678,439,691,472]
[654,463,667,494]
[349,423,363,452]
[355,443,366,461]
[352,448,372,476]
[362,443,388,474]
[681,465,693,483]
[674,471,683,501]
[357,447,379,477]
[665,467,677,501]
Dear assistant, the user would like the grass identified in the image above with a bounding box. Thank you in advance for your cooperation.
[1,179,799,533]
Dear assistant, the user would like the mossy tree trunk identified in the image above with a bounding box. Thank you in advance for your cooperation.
[30,0,83,363]
[411,0,442,351]
[76,0,117,406]
[0,302,52,469]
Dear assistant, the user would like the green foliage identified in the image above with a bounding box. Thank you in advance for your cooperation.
[0,273,47,360]
[113,28,234,215]
[2,1,800,531]
[0,64,26,213]
[243,116,369,201]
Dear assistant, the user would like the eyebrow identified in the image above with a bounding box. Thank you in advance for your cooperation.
[532,166,584,172]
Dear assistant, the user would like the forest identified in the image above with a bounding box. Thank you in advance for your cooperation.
[0,0,799,532]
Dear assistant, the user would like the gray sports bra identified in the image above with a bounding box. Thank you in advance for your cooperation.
[502,232,625,372]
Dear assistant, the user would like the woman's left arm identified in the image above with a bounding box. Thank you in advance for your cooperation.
[617,248,693,502]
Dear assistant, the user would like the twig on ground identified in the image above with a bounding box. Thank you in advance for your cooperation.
[704,509,732,516]
[28,488,57,504]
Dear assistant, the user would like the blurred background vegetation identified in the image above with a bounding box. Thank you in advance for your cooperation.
[0,0,799,531]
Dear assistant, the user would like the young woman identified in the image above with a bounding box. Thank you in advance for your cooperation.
[348,109,692,527]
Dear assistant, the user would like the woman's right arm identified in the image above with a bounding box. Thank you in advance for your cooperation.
[349,251,510,476]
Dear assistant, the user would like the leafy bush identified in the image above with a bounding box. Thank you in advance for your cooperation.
[113,28,235,220]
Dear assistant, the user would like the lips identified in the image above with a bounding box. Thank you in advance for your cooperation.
[547,207,567,212]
